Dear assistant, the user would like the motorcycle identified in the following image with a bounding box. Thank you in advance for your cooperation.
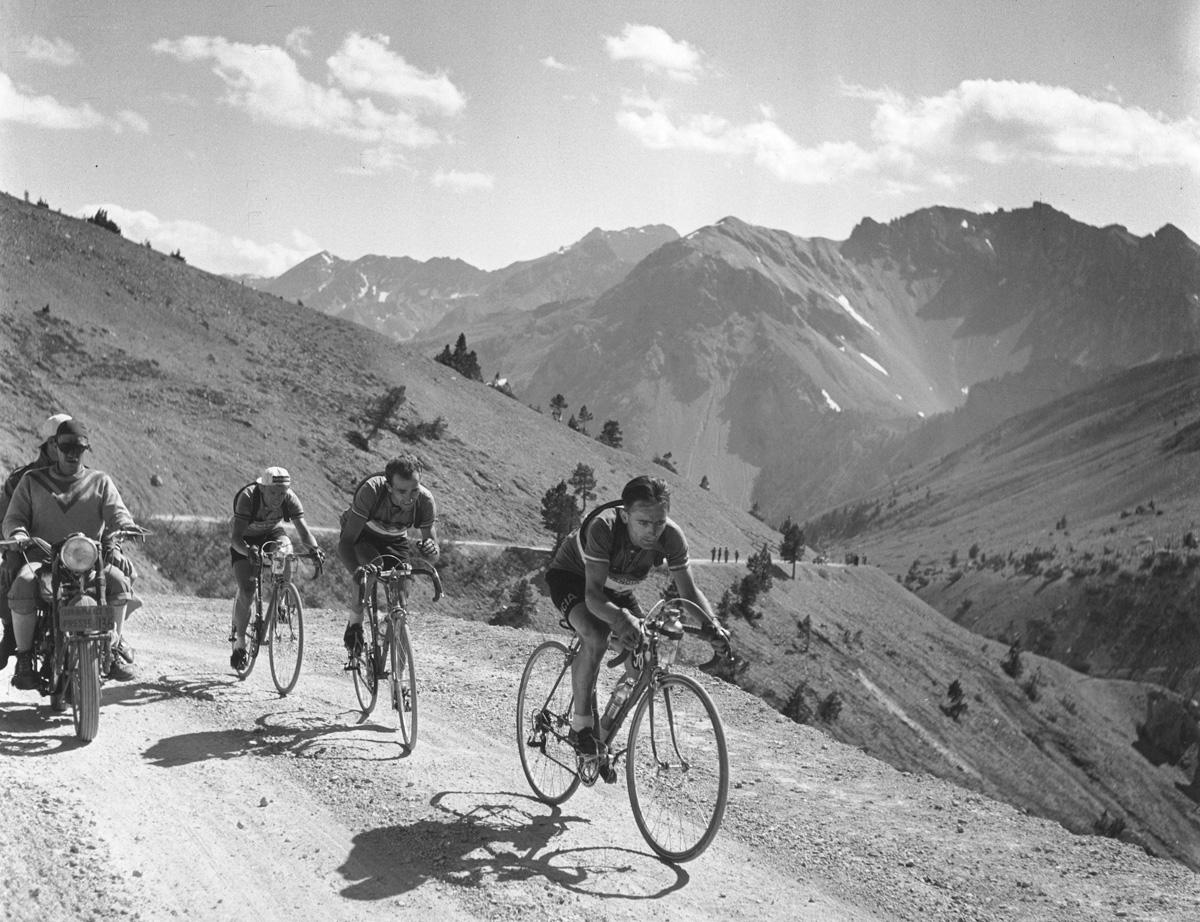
[2,525,149,742]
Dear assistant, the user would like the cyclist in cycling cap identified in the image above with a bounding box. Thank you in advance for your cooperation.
[0,413,72,671]
[228,466,324,671]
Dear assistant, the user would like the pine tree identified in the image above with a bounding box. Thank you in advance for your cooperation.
[779,521,806,578]
[540,480,581,550]
[549,394,568,422]
[576,405,593,435]
[567,463,597,511]
[597,420,623,448]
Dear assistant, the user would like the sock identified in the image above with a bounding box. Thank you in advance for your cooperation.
[571,713,594,732]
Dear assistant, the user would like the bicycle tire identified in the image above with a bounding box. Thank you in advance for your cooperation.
[71,637,102,743]
[268,582,305,696]
[516,640,580,804]
[388,618,418,748]
[625,673,728,862]
[352,596,380,715]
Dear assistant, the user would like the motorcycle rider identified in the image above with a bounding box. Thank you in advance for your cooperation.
[2,419,140,688]
[0,413,71,672]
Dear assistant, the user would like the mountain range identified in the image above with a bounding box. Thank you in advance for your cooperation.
[247,204,1200,525]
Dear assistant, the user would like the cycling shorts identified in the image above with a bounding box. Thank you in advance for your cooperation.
[544,568,645,631]
[230,529,287,565]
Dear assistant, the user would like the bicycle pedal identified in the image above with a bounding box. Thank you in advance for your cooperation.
[600,764,618,784]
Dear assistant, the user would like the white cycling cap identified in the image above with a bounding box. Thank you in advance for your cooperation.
[257,466,292,486]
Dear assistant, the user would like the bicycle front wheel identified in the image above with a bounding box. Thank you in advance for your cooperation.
[352,607,380,716]
[236,614,262,680]
[625,673,729,862]
[388,618,418,748]
[268,583,305,696]
[71,637,102,743]
[516,641,580,804]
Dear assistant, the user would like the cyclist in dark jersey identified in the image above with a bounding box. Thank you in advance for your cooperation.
[336,453,439,659]
[545,475,729,756]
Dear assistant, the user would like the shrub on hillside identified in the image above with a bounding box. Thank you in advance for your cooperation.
[397,415,447,441]
[87,208,121,235]
[1001,639,1024,679]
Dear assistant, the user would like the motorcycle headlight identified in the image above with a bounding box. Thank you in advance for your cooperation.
[60,535,99,573]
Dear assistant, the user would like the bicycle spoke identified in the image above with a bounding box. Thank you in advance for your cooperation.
[352,603,380,716]
[626,674,728,862]
[516,641,580,804]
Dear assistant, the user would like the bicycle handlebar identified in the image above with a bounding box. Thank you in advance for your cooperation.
[355,556,442,603]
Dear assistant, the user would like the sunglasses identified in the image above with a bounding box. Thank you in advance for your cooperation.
[57,441,90,456]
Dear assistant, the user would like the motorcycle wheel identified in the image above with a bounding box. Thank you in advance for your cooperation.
[71,637,102,742]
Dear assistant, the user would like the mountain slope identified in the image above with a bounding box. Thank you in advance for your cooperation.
[0,192,767,554]
[449,206,1200,518]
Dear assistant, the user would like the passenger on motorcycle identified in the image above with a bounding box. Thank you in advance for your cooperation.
[336,453,439,662]
[228,466,325,671]
[1,419,140,688]
[0,413,71,672]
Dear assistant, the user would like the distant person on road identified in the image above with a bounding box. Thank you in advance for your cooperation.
[228,466,324,671]
[723,547,729,563]
[0,413,71,671]
[544,475,732,757]
[336,454,439,662]
[734,549,739,564]
[2,419,140,687]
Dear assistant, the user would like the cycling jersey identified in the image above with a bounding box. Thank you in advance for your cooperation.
[548,508,689,593]
[231,484,305,542]
[342,475,436,541]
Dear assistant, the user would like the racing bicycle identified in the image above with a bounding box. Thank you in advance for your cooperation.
[232,539,323,695]
[516,597,730,862]
[348,555,441,749]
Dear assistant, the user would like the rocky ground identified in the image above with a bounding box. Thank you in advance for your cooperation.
[1,593,1198,922]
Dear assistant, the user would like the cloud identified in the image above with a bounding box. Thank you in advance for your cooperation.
[617,79,1200,188]
[0,70,148,132]
[616,93,877,183]
[327,33,465,114]
[604,24,703,83]
[20,35,78,67]
[84,203,320,277]
[860,79,1200,172]
[153,33,465,163]
[541,55,570,72]
[285,26,313,57]
[432,169,494,192]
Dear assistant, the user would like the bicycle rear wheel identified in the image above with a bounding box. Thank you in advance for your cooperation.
[71,637,102,743]
[516,640,580,804]
[388,618,418,749]
[268,583,305,696]
[352,606,380,715]
[625,673,728,862]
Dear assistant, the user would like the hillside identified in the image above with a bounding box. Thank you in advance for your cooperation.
[0,192,772,555]
[799,353,1200,699]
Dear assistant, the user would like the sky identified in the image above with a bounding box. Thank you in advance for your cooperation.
[2,1,1199,277]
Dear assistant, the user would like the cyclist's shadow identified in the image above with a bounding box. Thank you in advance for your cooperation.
[336,790,687,901]
[143,709,407,768]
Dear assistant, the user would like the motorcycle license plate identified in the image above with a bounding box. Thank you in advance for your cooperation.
[59,605,117,633]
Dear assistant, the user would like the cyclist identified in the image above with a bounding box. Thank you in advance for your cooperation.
[228,466,325,670]
[544,474,731,756]
[0,413,71,671]
[2,419,140,686]
[336,453,439,661]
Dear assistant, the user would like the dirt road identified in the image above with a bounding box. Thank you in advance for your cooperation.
[1,594,1197,921]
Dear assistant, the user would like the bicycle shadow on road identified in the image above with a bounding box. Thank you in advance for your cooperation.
[336,789,687,902]
[141,706,411,768]
[102,672,230,707]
